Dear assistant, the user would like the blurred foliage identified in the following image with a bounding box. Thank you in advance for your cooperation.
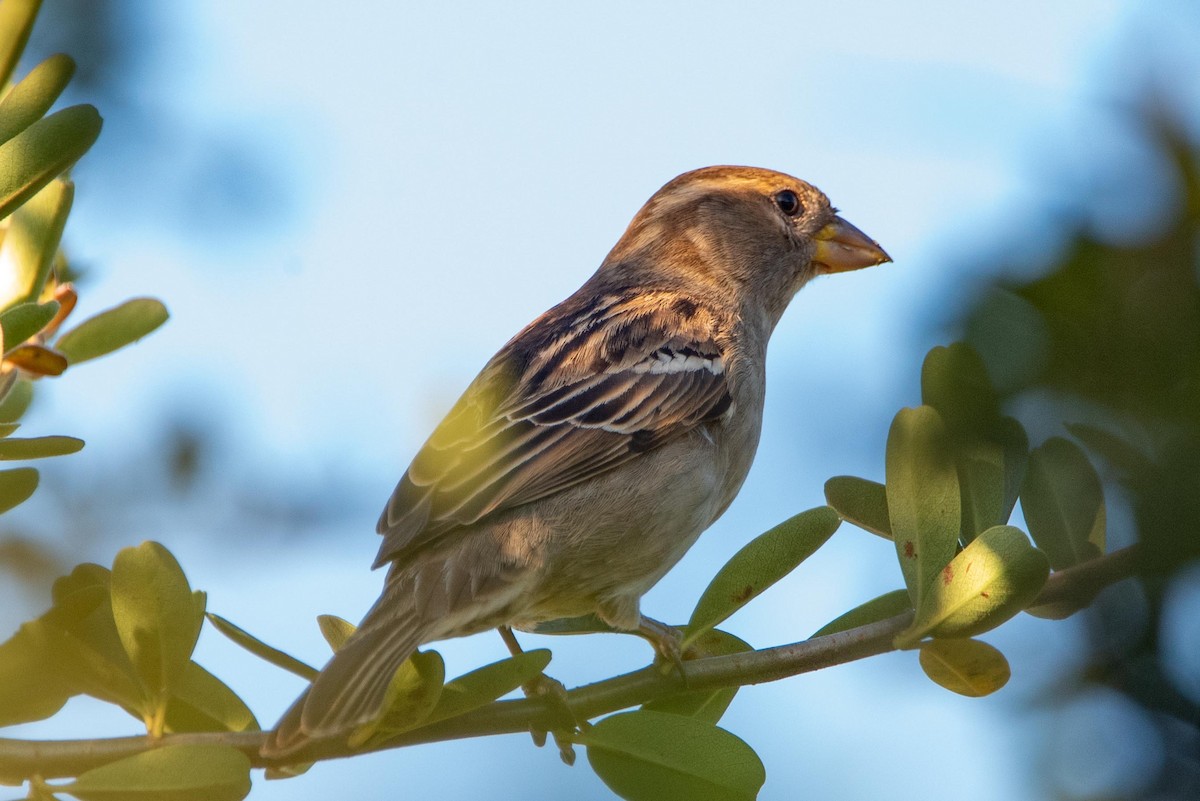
[960,113,1200,799]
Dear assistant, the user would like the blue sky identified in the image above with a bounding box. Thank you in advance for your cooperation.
[9,1,1196,799]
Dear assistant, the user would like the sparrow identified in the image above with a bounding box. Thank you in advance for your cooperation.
[264,165,890,757]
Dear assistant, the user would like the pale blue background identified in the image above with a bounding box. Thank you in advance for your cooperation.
[6,2,1199,799]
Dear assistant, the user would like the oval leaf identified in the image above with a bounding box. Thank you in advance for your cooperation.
[643,630,751,724]
[0,178,72,309]
[918,638,1010,697]
[886,406,960,607]
[205,613,317,681]
[824,475,891,538]
[0,377,32,421]
[0,620,73,726]
[62,745,251,801]
[0,434,82,459]
[0,465,37,513]
[583,710,765,801]
[165,661,259,733]
[54,297,169,364]
[424,648,553,726]
[1021,437,1106,569]
[0,0,39,90]
[0,300,59,352]
[0,105,98,222]
[896,525,1050,648]
[810,589,912,638]
[920,343,1002,437]
[683,506,840,648]
[111,542,204,727]
[0,53,76,145]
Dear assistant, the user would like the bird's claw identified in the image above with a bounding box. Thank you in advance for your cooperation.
[521,672,577,765]
[636,616,686,677]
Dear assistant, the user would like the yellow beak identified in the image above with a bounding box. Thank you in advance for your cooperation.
[812,216,891,274]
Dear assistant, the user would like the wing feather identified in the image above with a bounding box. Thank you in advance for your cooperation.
[374,290,731,568]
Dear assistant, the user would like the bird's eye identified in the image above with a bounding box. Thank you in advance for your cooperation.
[773,189,803,217]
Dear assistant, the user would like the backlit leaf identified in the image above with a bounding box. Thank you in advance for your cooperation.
[896,525,1050,648]
[0,620,72,725]
[110,542,204,727]
[918,638,1010,697]
[0,0,39,90]
[317,614,355,652]
[165,661,258,733]
[4,343,67,375]
[0,178,71,308]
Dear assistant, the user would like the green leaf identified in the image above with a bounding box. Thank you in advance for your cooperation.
[823,475,891,539]
[810,589,912,638]
[1021,437,1106,570]
[110,542,204,728]
[920,343,1002,437]
[954,417,1028,542]
[40,568,145,714]
[886,406,961,607]
[204,613,317,681]
[0,104,97,221]
[356,649,445,744]
[0,178,72,309]
[644,630,751,725]
[0,0,40,90]
[896,525,1050,648]
[0,465,37,513]
[0,435,82,459]
[683,506,840,648]
[0,53,75,146]
[54,297,169,364]
[61,745,251,801]
[583,710,765,801]
[918,638,1010,697]
[316,614,356,652]
[165,661,259,733]
[0,300,57,351]
[0,377,32,421]
[423,648,553,726]
[0,620,72,726]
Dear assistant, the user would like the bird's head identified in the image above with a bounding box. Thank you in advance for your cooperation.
[601,166,890,321]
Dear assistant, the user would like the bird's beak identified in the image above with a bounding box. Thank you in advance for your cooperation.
[812,216,891,274]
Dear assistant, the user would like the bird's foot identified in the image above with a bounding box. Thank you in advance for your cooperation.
[635,615,685,676]
[498,626,578,765]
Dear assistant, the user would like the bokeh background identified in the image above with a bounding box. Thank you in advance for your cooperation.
[4,1,1200,799]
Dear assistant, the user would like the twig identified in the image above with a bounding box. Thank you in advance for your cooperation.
[0,544,1141,782]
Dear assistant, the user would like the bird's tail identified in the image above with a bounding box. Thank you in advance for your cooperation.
[262,603,427,759]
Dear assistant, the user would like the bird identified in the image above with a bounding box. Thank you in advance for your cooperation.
[263,165,890,758]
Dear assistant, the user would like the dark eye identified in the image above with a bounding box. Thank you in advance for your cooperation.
[773,189,803,217]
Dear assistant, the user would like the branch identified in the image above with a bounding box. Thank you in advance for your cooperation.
[0,544,1141,783]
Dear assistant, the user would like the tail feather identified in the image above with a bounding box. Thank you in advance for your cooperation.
[263,609,424,758]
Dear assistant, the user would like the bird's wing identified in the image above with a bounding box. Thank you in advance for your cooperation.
[374,290,732,568]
